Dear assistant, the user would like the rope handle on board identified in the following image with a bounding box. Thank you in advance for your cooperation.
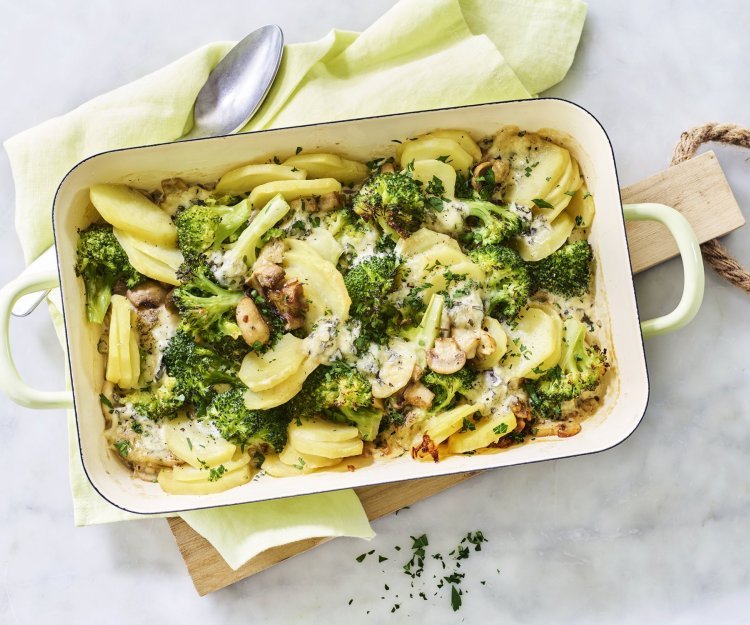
[671,123,750,294]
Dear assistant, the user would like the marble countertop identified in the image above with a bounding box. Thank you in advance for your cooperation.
[1,1,748,623]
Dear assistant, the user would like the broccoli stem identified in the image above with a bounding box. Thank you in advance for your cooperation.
[404,293,444,368]
[223,194,291,270]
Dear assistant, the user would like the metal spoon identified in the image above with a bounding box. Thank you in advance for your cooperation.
[181,24,283,140]
[13,25,284,317]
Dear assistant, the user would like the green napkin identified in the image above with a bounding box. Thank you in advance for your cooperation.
[4,0,585,567]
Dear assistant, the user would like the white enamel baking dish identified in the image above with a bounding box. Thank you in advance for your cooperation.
[0,99,704,514]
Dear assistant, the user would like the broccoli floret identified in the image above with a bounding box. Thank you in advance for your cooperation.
[205,387,288,452]
[352,171,426,237]
[75,224,144,324]
[525,318,608,419]
[220,193,291,273]
[285,362,384,441]
[172,264,244,344]
[175,197,252,259]
[421,368,477,413]
[469,245,531,320]
[528,240,593,298]
[344,254,400,343]
[126,375,185,419]
[162,330,239,412]
[462,199,527,246]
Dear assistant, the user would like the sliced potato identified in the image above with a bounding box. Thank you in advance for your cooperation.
[542,158,582,218]
[249,178,342,209]
[158,463,252,495]
[422,129,482,162]
[474,316,508,370]
[288,418,360,443]
[424,404,481,445]
[90,184,177,247]
[396,227,461,257]
[215,163,306,194]
[243,359,319,410]
[302,227,344,265]
[411,159,457,199]
[284,249,350,330]
[239,333,306,392]
[399,137,474,174]
[282,153,369,185]
[371,345,416,399]
[113,228,183,286]
[447,410,517,453]
[261,453,318,477]
[165,417,236,469]
[106,295,139,389]
[566,185,595,229]
[489,127,570,208]
[292,436,363,459]
[515,211,575,262]
[502,306,562,379]
[172,451,251,482]
[279,444,341,469]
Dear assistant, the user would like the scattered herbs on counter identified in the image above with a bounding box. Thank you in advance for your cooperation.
[349,530,492,614]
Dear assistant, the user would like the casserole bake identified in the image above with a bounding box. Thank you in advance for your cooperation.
[0,99,704,514]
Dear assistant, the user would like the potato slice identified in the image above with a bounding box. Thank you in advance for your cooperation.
[422,129,482,162]
[302,227,344,265]
[249,178,342,209]
[279,444,341,469]
[284,249,350,330]
[515,211,575,262]
[165,417,236,469]
[424,404,482,445]
[543,157,582,217]
[215,164,306,194]
[399,138,474,174]
[90,184,177,247]
[396,227,461,256]
[502,306,562,379]
[411,159,457,198]
[292,436,363,459]
[243,359,319,410]
[261,454,318,477]
[158,463,252,495]
[282,153,369,185]
[172,451,251,482]
[239,333,306,392]
[113,228,183,286]
[566,185,595,229]
[474,317,508,370]
[447,410,517,453]
[489,128,570,208]
[288,418,359,443]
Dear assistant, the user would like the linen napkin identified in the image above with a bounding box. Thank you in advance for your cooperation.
[4,0,586,567]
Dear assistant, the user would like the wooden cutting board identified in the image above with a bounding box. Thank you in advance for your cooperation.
[168,151,744,595]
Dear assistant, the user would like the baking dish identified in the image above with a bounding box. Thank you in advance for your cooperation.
[0,99,704,514]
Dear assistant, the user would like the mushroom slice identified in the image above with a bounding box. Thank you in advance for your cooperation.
[236,297,271,346]
[403,382,435,409]
[426,338,466,374]
[126,281,167,309]
[452,328,481,360]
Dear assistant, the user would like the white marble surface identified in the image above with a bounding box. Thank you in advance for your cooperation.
[1,1,749,623]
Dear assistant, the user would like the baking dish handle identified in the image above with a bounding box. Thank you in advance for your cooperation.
[0,248,74,409]
[623,202,705,338]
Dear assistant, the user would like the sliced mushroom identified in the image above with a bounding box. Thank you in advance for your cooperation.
[126,282,167,309]
[317,192,342,212]
[257,240,285,265]
[472,161,492,180]
[491,159,510,183]
[380,162,396,174]
[251,261,285,290]
[236,297,270,346]
[477,331,497,357]
[266,279,308,331]
[371,350,417,398]
[452,328,481,360]
[289,196,318,212]
[426,338,466,374]
[403,382,435,409]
